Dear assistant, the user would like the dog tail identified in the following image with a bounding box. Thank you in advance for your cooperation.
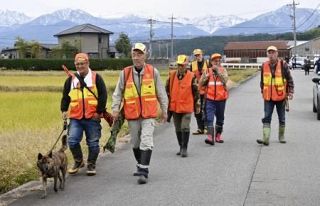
[59,135,68,152]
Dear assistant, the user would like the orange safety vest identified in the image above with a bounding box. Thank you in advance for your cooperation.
[68,72,98,119]
[123,64,158,120]
[206,67,228,101]
[192,60,208,95]
[262,61,287,101]
[169,70,194,113]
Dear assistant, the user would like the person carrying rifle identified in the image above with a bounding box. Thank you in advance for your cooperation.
[61,53,107,176]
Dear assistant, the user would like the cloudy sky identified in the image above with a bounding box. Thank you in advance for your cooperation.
[2,0,320,19]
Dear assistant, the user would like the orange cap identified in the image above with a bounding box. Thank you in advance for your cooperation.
[75,53,89,62]
[211,53,222,60]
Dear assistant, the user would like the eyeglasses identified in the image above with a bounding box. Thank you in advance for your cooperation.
[75,62,87,66]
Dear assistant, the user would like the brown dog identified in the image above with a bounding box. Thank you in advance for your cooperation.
[37,135,68,199]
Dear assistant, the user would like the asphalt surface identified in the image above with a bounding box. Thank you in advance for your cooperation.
[8,70,320,206]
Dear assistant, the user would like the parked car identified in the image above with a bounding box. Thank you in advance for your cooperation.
[290,56,306,69]
[312,76,320,120]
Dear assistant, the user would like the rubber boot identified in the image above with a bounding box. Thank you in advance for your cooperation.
[205,126,214,145]
[257,124,271,146]
[215,125,224,143]
[181,131,190,158]
[87,147,99,176]
[176,131,182,155]
[137,150,152,184]
[132,148,141,176]
[279,125,286,144]
[68,144,84,174]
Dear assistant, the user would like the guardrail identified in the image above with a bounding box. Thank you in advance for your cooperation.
[221,63,260,69]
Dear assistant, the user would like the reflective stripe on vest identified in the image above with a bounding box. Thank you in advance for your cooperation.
[262,61,286,101]
[123,64,158,120]
[192,60,208,95]
[206,67,228,101]
[169,70,194,113]
[68,72,98,119]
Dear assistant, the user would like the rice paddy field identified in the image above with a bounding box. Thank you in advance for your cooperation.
[0,67,258,193]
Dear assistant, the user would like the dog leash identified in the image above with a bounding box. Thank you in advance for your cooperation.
[47,120,68,154]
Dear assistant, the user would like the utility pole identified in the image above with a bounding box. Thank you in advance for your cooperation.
[158,41,161,58]
[169,14,176,60]
[288,0,299,57]
[148,18,155,59]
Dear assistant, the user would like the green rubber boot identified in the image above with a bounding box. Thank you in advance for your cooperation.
[279,125,286,144]
[257,124,271,146]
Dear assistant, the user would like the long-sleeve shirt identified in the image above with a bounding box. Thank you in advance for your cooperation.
[199,66,229,88]
[112,64,168,114]
[165,69,200,110]
[61,73,107,114]
[260,59,294,94]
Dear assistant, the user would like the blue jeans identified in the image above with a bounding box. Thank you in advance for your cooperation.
[68,119,102,153]
[206,99,226,127]
[262,100,285,126]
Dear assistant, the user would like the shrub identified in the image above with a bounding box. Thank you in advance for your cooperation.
[0,59,132,71]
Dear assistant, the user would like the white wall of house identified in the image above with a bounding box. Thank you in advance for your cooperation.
[292,38,320,57]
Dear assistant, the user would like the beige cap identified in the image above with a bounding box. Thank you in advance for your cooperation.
[267,46,278,52]
[132,43,147,54]
[193,49,203,55]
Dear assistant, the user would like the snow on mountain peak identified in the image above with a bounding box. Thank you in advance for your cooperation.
[0,10,32,26]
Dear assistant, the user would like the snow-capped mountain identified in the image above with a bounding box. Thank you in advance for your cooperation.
[180,15,246,34]
[0,10,32,26]
[27,8,106,25]
[214,6,320,35]
[0,6,319,48]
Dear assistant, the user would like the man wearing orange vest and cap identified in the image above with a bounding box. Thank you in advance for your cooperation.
[61,53,107,176]
[191,49,209,135]
[166,55,200,157]
[112,43,168,184]
[257,46,294,146]
[199,53,229,145]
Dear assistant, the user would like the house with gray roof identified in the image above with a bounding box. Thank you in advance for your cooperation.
[54,24,114,59]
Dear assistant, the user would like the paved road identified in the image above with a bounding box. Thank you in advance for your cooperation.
[9,70,320,206]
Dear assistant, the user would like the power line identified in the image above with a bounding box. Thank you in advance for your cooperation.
[296,3,320,29]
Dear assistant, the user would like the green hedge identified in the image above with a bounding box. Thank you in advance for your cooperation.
[0,59,132,70]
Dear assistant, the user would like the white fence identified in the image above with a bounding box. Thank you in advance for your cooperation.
[221,63,260,69]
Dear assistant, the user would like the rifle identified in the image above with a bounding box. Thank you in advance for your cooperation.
[285,97,289,112]
[62,65,114,126]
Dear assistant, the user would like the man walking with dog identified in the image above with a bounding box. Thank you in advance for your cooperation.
[61,53,107,176]
[112,43,168,184]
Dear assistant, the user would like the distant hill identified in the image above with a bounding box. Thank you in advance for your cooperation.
[214,6,320,35]
[173,27,320,56]
[0,7,319,49]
